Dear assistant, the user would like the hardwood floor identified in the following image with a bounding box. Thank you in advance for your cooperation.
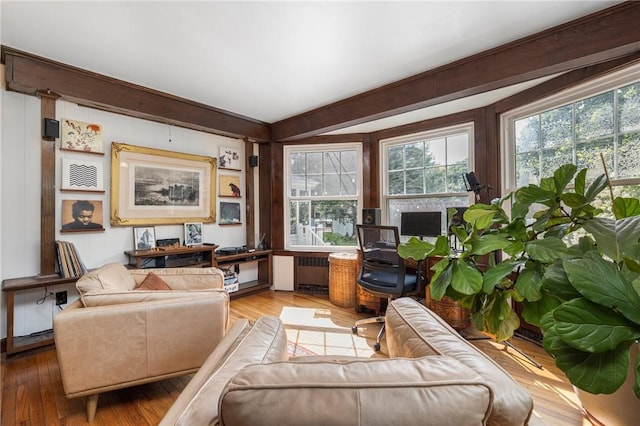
[1,291,589,425]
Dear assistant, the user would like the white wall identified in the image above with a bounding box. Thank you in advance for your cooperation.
[1,89,249,339]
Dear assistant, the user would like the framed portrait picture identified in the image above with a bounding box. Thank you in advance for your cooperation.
[184,222,203,246]
[61,199,105,233]
[61,158,105,192]
[134,226,156,250]
[110,142,217,226]
[61,118,104,154]
[219,174,241,197]
[219,202,241,225]
[219,146,241,170]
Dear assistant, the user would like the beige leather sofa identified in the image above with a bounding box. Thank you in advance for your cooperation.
[161,297,534,426]
[53,263,230,422]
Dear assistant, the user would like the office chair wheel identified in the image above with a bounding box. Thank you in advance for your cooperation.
[352,326,358,334]
[373,342,381,351]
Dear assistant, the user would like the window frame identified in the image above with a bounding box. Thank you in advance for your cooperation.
[283,142,363,251]
[380,123,475,232]
[501,62,640,194]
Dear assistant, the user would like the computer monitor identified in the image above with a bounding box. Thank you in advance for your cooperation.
[400,211,442,238]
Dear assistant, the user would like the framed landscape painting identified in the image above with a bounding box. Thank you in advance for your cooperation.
[219,202,241,225]
[110,142,217,226]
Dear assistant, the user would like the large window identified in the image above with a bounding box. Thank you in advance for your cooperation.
[284,143,362,250]
[381,123,474,240]
[503,62,640,203]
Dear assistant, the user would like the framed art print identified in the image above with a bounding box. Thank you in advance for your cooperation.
[219,202,241,225]
[110,142,217,226]
[61,199,105,233]
[219,174,241,197]
[134,226,156,250]
[61,158,105,192]
[219,146,241,170]
[61,118,104,154]
[184,222,203,246]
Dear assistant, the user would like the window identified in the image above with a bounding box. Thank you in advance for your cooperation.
[502,62,640,205]
[284,143,362,250]
[381,123,474,240]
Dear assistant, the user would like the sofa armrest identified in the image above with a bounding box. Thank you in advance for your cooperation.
[54,291,229,398]
[219,356,493,426]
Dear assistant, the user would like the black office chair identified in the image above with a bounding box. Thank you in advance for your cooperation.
[351,224,424,351]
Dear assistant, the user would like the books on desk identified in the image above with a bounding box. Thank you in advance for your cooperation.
[56,240,88,278]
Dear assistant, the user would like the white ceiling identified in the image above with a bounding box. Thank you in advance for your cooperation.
[0,1,622,134]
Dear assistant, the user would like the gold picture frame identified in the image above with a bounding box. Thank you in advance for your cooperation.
[110,142,217,226]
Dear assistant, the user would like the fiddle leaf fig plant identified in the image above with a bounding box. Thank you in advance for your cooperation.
[398,163,640,397]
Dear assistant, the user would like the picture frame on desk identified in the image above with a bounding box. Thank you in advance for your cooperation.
[110,142,217,226]
[184,222,203,246]
[134,226,156,250]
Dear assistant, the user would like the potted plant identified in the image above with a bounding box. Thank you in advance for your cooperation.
[398,164,640,415]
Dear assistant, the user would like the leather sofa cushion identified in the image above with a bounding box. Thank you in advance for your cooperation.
[219,356,493,426]
[385,297,534,426]
[76,262,136,295]
[161,316,288,426]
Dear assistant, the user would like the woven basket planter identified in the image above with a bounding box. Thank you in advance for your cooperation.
[328,252,358,308]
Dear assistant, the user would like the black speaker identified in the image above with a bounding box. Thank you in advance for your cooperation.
[448,207,467,234]
[249,155,259,167]
[362,208,381,225]
[42,118,59,139]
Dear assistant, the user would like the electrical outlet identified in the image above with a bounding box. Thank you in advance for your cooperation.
[55,291,67,305]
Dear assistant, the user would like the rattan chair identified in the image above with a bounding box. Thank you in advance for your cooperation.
[351,224,424,351]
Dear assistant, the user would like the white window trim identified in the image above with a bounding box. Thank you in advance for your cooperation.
[283,142,363,251]
[380,122,476,220]
[501,61,640,194]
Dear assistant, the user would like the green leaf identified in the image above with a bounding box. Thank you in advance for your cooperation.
[433,235,451,256]
[561,192,586,208]
[524,238,567,263]
[549,337,631,394]
[450,260,483,295]
[470,233,511,255]
[397,237,435,261]
[584,216,640,263]
[482,260,523,293]
[574,168,587,196]
[613,197,640,220]
[564,253,640,325]
[521,294,561,327]
[554,163,578,194]
[623,244,640,273]
[483,291,520,342]
[464,207,496,230]
[429,260,452,300]
[514,265,543,301]
[542,260,581,301]
[552,298,640,352]
[584,173,608,202]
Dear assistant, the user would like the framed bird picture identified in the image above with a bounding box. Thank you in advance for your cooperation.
[219,174,242,198]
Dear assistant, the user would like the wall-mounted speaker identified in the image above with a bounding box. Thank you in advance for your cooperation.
[448,207,468,234]
[249,155,259,167]
[42,118,60,139]
[362,208,381,225]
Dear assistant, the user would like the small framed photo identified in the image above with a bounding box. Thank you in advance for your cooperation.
[61,118,104,154]
[184,222,203,246]
[134,226,156,250]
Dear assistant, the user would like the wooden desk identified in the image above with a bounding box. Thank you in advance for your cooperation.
[124,246,216,269]
[213,250,272,297]
[2,274,78,355]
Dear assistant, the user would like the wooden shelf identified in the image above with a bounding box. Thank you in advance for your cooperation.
[124,246,216,269]
[2,274,80,355]
[213,250,272,298]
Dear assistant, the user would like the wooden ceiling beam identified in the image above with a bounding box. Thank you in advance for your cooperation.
[1,47,271,142]
[271,2,640,141]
